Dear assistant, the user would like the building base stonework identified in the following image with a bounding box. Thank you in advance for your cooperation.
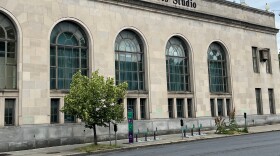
[0,116,279,152]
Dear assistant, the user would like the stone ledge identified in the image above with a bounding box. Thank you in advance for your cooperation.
[204,0,274,16]
[94,0,279,34]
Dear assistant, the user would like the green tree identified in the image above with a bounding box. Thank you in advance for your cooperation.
[62,71,128,145]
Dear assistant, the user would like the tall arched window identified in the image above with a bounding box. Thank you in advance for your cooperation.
[115,30,144,90]
[166,37,189,91]
[50,21,88,90]
[208,42,228,93]
[0,13,17,89]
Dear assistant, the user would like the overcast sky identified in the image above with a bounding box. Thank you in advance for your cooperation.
[227,0,280,52]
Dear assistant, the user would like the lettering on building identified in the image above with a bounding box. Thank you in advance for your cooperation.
[162,0,197,8]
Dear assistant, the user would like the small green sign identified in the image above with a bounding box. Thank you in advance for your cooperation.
[128,109,134,143]
[128,111,133,119]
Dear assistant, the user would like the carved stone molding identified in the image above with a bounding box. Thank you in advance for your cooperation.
[93,0,279,34]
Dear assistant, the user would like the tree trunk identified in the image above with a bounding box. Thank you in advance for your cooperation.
[93,123,98,145]
[109,122,111,146]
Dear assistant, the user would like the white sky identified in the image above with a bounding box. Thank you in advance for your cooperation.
[227,0,280,52]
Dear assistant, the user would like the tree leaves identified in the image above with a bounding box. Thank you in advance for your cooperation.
[62,71,128,128]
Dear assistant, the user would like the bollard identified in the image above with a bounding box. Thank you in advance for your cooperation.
[244,112,247,130]
[191,124,195,136]
[138,129,140,140]
[199,124,202,135]
[147,128,150,141]
[114,124,118,146]
[147,128,149,141]
[180,119,184,139]
[34,134,36,149]
[154,131,156,140]
[155,127,158,140]
[185,125,188,137]
[145,132,147,141]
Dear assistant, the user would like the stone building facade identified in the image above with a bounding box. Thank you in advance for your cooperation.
[0,0,279,151]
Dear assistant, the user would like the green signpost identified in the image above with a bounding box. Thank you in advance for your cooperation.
[128,109,134,143]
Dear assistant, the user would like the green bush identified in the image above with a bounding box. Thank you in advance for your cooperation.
[215,116,226,134]
[215,108,248,134]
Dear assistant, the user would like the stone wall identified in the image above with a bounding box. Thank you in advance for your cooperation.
[0,116,280,152]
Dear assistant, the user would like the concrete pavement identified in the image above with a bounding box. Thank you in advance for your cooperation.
[1,124,280,156]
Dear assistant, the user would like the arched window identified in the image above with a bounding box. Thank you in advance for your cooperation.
[166,37,189,91]
[208,42,228,93]
[115,30,144,90]
[0,13,17,89]
[50,21,88,90]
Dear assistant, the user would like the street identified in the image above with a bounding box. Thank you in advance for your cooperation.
[93,131,280,156]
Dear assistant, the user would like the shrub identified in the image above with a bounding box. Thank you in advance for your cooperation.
[215,116,226,134]
[215,108,248,134]
[228,108,239,132]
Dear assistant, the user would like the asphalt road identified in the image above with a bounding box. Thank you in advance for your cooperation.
[92,131,280,156]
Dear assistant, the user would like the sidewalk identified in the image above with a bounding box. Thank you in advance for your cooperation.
[1,124,280,156]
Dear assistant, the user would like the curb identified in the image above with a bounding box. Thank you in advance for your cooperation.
[67,129,280,156]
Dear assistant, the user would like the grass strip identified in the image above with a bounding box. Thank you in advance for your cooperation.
[77,144,121,153]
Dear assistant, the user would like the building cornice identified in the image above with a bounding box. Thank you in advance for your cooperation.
[204,0,274,16]
[94,0,279,35]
